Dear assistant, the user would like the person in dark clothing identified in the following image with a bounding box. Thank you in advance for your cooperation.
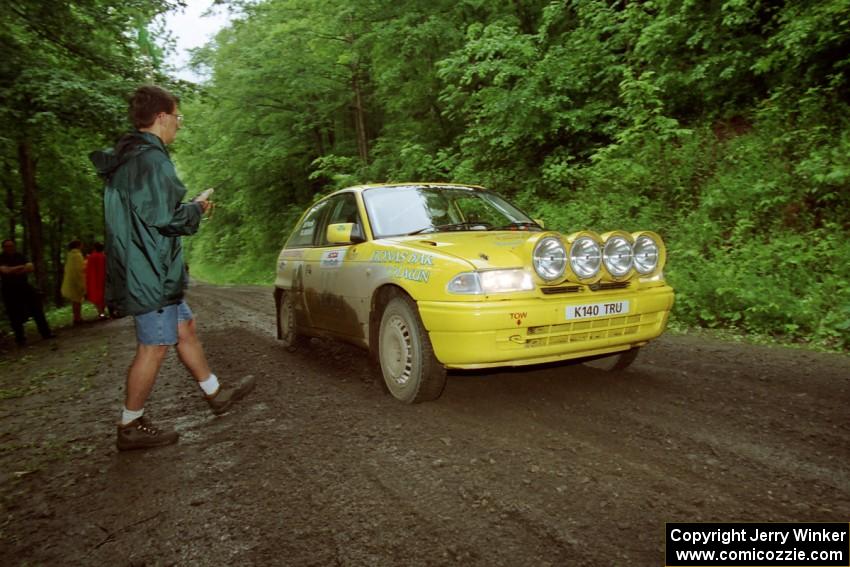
[0,239,55,346]
[89,85,254,451]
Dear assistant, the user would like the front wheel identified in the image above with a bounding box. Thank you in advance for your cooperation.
[278,291,308,350]
[378,295,446,403]
[581,347,640,372]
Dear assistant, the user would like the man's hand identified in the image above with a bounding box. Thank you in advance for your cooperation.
[195,188,214,201]
[196,198,213,214]
[194,187,214,216]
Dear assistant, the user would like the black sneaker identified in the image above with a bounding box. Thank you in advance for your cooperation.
[205,375,256,415]
[116,416,179,451]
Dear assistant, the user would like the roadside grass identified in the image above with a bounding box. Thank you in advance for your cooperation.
[0,342,105,400]
[44,302,103,329]
[665,317,848,355]
[187,254,275,286]
[0,302,104,345]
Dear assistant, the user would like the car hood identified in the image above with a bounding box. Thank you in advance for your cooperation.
[387,231,542,270]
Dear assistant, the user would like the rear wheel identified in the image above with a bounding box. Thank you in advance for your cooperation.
[378,295,446,403]
[582,347,640,372]
[278,291,308,350]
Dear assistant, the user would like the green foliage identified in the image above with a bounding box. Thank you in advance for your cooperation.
[1,0,182,301]
[4,0,849,350]
[186,250,278,286]
[176,0,850,350]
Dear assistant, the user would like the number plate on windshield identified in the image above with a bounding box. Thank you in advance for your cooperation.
[566,300,630,320]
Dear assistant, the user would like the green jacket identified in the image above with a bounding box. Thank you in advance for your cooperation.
[90,131,202,316]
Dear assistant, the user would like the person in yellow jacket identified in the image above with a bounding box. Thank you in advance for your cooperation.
[61,240,86,325]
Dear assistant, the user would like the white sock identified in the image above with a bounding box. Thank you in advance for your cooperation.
[121,406,144,425]
[199,373,220,396]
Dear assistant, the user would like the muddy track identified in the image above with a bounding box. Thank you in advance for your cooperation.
[0,282,847,566]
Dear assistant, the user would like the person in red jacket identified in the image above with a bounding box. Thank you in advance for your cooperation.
[86,241,107,320]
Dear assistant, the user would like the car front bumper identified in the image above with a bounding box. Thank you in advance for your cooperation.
[418,285,674,369]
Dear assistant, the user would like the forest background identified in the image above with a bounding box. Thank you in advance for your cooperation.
[1,0,849,350]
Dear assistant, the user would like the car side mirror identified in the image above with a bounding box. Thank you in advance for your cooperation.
[534,218,545,228]
[327,222,365,245]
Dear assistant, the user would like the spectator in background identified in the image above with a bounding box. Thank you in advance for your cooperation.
[86,241,107,319]
[0,239,55,346]
[61,239,86,325]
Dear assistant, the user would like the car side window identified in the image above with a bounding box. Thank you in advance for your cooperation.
[318,193,362,246]
[286,200,329,248]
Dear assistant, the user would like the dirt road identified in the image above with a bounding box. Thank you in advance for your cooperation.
[1,283,848,566]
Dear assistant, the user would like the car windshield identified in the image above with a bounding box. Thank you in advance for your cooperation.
[363,185,539,238]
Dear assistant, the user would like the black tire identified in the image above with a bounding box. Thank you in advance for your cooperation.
[278,291,309,350]
[378,295,446,403]
[582,347,640,372]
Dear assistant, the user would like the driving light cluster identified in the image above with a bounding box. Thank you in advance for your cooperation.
[602,233,633,277]
[447,269,534,295]
[532,237,567,282]
[633,233,660,275]
[531,231,665,283]
[570,236,602,279]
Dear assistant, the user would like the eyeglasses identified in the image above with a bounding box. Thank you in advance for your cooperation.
[165,113,184,124]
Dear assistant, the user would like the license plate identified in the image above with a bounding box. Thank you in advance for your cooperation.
[565,300,630,320]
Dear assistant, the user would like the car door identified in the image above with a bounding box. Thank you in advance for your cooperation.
[282,199,330,332]
[306,192,369,341]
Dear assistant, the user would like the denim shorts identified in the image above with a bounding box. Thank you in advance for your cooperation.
[134,302,194,346]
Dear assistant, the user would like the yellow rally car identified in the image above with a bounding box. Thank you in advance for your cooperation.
[275,183,674,403]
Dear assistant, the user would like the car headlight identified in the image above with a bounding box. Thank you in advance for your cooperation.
[633,234,660,275]
[602,234,633,278]
[569,236,601,279]
[447,269,534,294]
[532,237,567,282]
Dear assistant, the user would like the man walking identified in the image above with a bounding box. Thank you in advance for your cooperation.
[90,85,254,451]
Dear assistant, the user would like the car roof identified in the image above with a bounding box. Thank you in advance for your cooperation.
[329,182,485,197]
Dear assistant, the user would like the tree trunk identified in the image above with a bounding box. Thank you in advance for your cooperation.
[53,216,64,306]
[351,65,369,164]
[18,138,47,293]
[4,164,15,242]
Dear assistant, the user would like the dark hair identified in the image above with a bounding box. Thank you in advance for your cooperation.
[129,85,179,129]
[93,241,104,252]
[2,239,13,247]
[67,239,82,250]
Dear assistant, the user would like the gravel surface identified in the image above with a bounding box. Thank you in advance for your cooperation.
[1,282,848,566]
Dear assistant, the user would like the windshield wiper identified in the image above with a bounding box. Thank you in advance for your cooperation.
[490,221,541,231]
[406,221,490,235]
[406,226,438,235]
